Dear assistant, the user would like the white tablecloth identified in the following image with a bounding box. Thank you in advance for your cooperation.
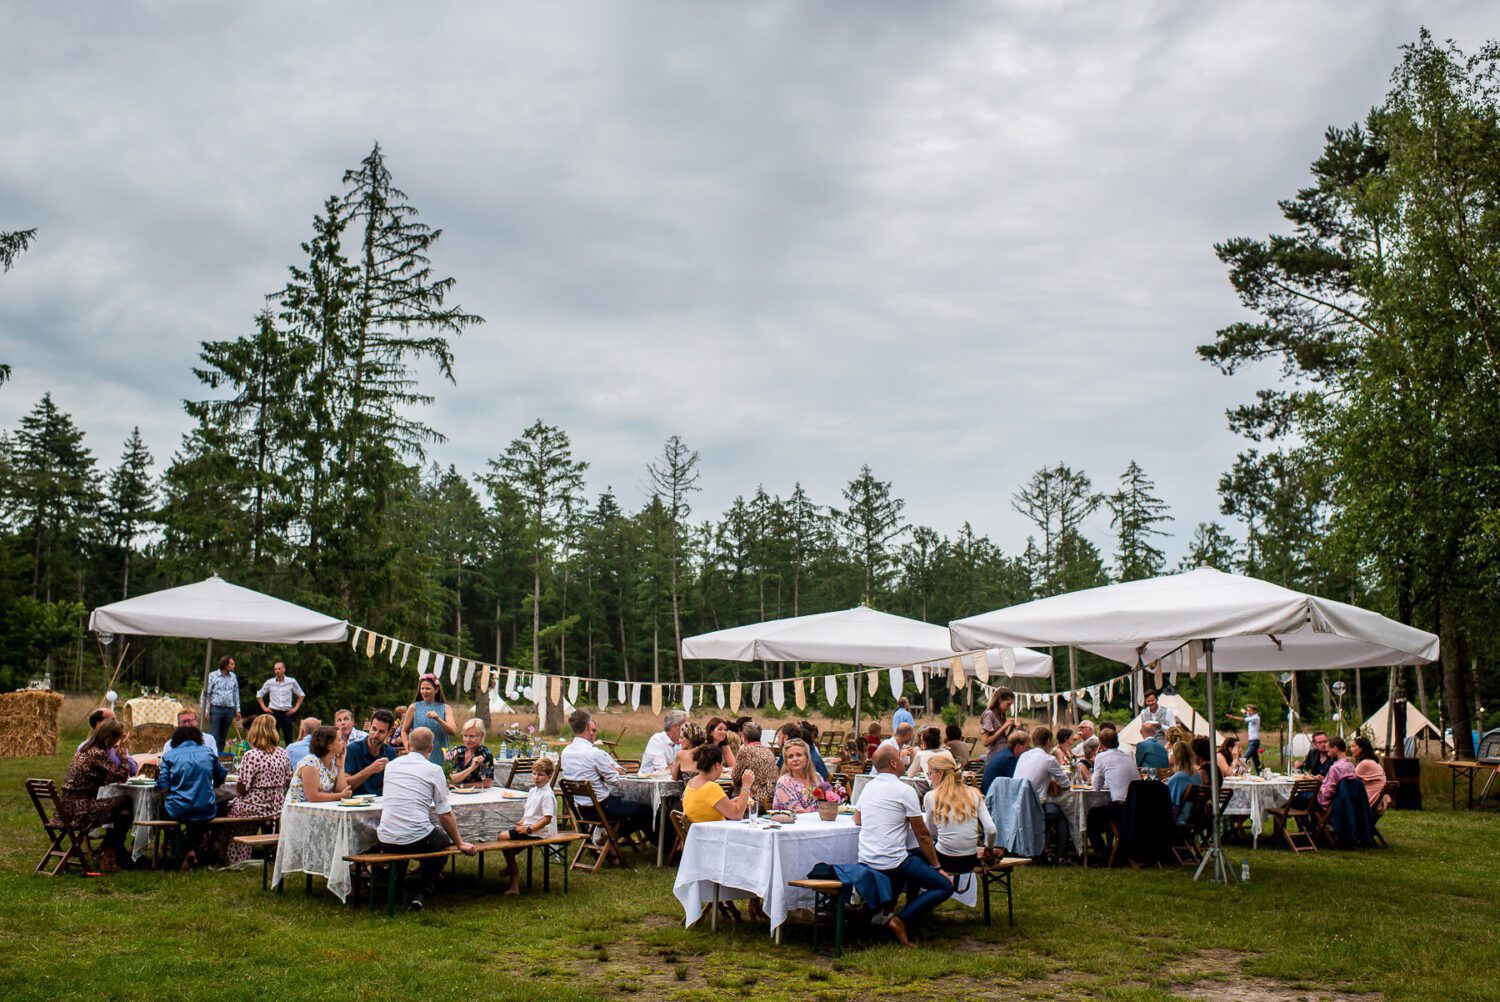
[1223,778,1293,843]
[99,782,161,861]
[1044,788,1113,856]
[614,775,685,815]
[849,773,928,806]
[673,813,975,936]
[272,788,528,901]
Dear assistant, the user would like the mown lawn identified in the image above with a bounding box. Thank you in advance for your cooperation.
[1,740,1496,1002]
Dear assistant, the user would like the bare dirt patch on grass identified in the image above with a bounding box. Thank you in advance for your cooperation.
[1167,949,1383,1002]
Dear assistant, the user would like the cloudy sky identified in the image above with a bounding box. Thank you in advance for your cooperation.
[2,2,1494,564]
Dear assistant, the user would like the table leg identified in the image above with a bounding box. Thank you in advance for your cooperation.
[711,884,720,932]
[656,800,667,867]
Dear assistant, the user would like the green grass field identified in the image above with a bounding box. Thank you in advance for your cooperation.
[2,737,1496,1002]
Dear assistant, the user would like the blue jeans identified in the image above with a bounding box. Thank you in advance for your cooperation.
[882,851,954,930]
[1245,739,1262,771]
[208,706,237,750]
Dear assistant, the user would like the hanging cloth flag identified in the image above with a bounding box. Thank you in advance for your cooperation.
[387,639,397,664]
[729,681,742,714]
[449,655,460,686]
[950,656,965,690]
[864,670,877,698]
[715,683,725,709]
[544,674,559,706]
[793,677,806,711]
[771,679,785,710]
[973,649,990,682]
[630,683,642,711]
[567,675,579,706]
[350,627,362,652]
[432,653,445,681]
[504,669,517,699]
[888,666,903,699]
[417,649,431,675]
[913,665,925,693]
[682,683,694,711]
[650,684,663,717]
[824,674,838,707]
[365,632,377,658]
[1188,641,1201,678]
[846,672,858,708]
[398,643,410,667]
[463,660,476,692]
[751,682,762,707]
[998,647,1017,677]
[616,681,626,703]
[479,665,491,693]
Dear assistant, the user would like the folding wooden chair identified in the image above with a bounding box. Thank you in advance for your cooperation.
[1267,777,1321,853]
[1371,780,1396,847]
[504,757,537,790]
[597,729,626,756]
[559,779,633,873]
[26,779,101,876]
[668,809,692,864]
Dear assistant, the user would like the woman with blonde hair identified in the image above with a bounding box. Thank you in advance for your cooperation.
[922,751,997,881]
[772,738,832,812]
[221,714,292,866]
[672,721,706,780]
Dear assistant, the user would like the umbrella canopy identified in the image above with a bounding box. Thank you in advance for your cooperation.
[682,605,1052,677]
[89,575,348,645]
[949,567,1438,671]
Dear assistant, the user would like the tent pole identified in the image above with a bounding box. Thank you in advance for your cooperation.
[852,667,863,743]
[1193,639,1231,884]
[1067,646,1078,725]
[202,639,214,716]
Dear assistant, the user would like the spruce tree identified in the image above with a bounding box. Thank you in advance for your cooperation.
[1107,460,1173,581]
[103,427,156,598]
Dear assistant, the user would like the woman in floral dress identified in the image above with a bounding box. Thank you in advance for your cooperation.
[772,739,833,813]
[221,714,292,866]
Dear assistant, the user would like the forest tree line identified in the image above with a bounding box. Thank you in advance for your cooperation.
[2,34,1498,753]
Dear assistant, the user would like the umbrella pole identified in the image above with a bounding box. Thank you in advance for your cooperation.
[202,639,214,718]
[1193,639,1231,884]
[852,667,863,745]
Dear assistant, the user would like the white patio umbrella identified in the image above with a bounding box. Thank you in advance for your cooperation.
[682,606,1052,736]
[90,574,349,712]
[948,567,1438,882]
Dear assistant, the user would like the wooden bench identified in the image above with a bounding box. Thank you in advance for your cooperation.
[978,857,1030,926]
[231,833,281,891]
[345,833,585,916]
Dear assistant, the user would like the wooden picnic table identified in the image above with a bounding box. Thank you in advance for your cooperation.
[1435,761,1498,810]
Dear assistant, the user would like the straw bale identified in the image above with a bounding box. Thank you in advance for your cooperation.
[0,689,65,758]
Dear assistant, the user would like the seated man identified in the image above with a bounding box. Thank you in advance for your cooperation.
[641,710,686,775]
[981,730,1030,795]
[855,745,953,946]
[284,716,321,770]
[333,708,367,747]
[344,709,399,796]
[1316,737,1355,809]
[1301,731,1333,777]
[878,723,917,772]
[1013,725,1072,853]
[163,708,219,757]
[376,728,477,911]
[155,724,226,870]
[1134,721,1170,772]
[1088,726,1137,859]
[560,709,654,852]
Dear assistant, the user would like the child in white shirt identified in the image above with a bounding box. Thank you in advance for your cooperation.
[497,757,557,894]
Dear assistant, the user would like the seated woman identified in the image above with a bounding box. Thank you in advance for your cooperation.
[773,739,832,812]
[222,714,292,868]
[1052,727,1076,770]
[288,725,352,803]
[1165,740,1199,822]
[672,721,706,781]
[943,723,972,767]
[1192,735,1215,787]
[732,722,778,810]
[1351,737,1392,814]
[1216,736,1241,778]
[156,724,227,870]
[494,757,557,895]
[682,744,756,822]
[705,716,738,771]
[450,718,495,788]
[923,752,997,882]
[1075,734,1099,785]
[907,726,946,779]
[59,718,136,872]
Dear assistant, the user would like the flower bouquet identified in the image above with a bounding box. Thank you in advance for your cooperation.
[811,781,845,821]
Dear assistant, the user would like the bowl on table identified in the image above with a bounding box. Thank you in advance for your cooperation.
[767,810,796,824]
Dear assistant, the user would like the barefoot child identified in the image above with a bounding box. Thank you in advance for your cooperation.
[498,756,557,894]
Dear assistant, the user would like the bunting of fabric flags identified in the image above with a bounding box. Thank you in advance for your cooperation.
[913,665,925,693]
[387,639,397,664]
[505,669,517,699]
[1188,640,1200,678]
[793,676,806,710]
[847,672,857,707]
[715,683,725,709]
[1153,660,1164,688]
[376,635,386,656]
[365,631,377,658]
[751,682,762,707]
[766,679,781,710]
[729,682,742,714]
[972,649,989,682]
[866,669,878,697]
[598,679,610,709]
[887,666,902,699]
[350,627,362,651]
[431,653,444,680]
[682,683,693,711]
[824,674,838,707]
[542,674,556,706]
[400,643,411,667]
[463,660,476,692]
[999,647,1017,677]
[630,683,642,711]
[650,684,663,717]
[565,675,578,706]
[417,649,431,675]
[479,665,491,693]
[948,656,964,691]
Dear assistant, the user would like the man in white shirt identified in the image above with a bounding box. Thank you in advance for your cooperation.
[1137,689,1176,730]
[256,661,305,744]
[1088,725,1138,859]
[333,708,368,747]
[877,723,916,771]
[375,728,476,911]
[1012,725,1073,857]
[1227,704,1263,772]
[641,710,686,776]
[560,709,654,847]
[855,745,952,946]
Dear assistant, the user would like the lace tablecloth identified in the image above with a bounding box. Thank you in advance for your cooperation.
[613,775,685,815]
[848,774,928,806]
[673,813,975,936]
[1222,778,1293,845]
[99,782,162,861]
[1044,788,1113,856]
[272,788,528,901]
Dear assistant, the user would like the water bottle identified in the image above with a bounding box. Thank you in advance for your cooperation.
[1240,859,1250,882]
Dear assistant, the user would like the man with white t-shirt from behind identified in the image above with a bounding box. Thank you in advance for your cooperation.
[1012,725,1073,858]
[855,745,953,946]
[375,727,476,911]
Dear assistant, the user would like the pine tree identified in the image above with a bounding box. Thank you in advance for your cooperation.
[1178,522,1241,571]
[12,394,101,602]
[1012,463,1102,596]
[645,435,700,686]
[1107,461,1173,581]
[835,465,907,603]
[103,427,155,598]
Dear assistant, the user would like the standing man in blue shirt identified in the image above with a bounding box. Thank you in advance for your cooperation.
[202,655,241,751]
[156,725,226,870]
[257,661,305,745]
[892,697,916,735]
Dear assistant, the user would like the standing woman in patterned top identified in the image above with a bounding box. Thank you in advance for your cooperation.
[402,674,457,766]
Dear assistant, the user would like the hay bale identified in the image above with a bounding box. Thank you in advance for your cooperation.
[0,690,65,758]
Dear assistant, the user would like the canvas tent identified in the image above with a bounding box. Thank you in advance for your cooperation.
[682,606,1053,735]
[90,575,349,707]
[1362,700,1450,752]
[1115,692,1226,751]
[949,567,1439,883]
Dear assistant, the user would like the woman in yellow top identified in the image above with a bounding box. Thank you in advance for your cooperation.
[681,744,757,823]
